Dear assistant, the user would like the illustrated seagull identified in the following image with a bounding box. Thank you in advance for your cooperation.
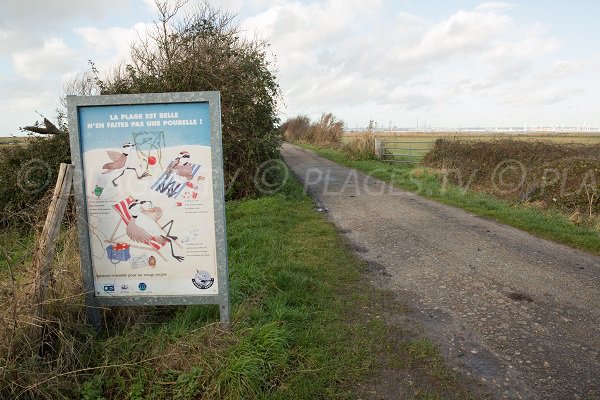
[167,151,194,182]
[164,151,204,196]
[126,200,184,262]
[102,142,149,186]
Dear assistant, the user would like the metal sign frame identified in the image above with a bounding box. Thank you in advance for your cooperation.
[67,92,230,325]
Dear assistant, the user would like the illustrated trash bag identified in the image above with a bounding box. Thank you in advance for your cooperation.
[106,243,131,264]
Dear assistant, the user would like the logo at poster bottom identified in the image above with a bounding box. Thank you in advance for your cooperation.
[138,282,147,291]
[103,284,115,292]
[192,270,214,290]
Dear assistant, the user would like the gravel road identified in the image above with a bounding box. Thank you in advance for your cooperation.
[282,143,600,399]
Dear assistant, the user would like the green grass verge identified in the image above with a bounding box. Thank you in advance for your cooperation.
[299,144,600,255]
[73,178,375,399]
[1,174,479,399]
[0,230,33,271]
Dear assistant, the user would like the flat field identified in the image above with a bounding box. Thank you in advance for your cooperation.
[0,136,28,148]
[344,131,600,161]
[345,130,600,143]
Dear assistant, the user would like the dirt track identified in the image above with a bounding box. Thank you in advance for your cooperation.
[282,143,600,399]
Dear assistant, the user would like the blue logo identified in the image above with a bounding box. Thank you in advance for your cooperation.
[103,285,115,292]
[138,282,147,291]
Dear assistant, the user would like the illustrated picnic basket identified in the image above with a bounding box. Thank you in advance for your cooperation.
[106,242,131,264]
[106,197,181,262]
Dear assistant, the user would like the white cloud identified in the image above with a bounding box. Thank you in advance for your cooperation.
[475,2,517,12]
[0,0,128,57]
[0,0,126,28]
[75,23,150,70]
[1,0,597,133]
[237,0,589,123]
[537,59,592,80]
[12,38,77,80]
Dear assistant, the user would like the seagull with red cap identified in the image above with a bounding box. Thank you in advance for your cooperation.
[102,142,149,186]
[166,151,205,187]
[126,200,184,262]
[168,151,194,183]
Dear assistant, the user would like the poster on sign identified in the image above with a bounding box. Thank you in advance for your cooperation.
[67,92,229,323]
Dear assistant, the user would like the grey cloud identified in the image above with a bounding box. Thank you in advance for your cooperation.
[0,0,128,29]
[0,0,129,56]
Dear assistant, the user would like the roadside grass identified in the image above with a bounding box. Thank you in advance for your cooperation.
[0,173,480,399]
[0,230,33,270]
[299,144,600,255]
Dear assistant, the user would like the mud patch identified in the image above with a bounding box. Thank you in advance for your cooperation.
[507,292,533,302]
[367,260,391,277]
[353,244,369,253]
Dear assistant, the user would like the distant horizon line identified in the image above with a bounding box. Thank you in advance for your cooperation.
[345,126,600,133]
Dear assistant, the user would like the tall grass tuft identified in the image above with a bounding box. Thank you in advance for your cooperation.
[309,113,344,147]
[343,130,376,160]
[0,217,96,399]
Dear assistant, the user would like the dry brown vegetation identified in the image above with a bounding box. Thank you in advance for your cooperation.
[0,212,92,398]
[423,139,600,224]
[280,113,343,147]
[342,130,377,160]
[280,114,379,160]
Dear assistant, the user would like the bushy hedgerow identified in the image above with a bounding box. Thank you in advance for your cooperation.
[0,133,71,225]
[423,139,600,217]
[96,2,282,200]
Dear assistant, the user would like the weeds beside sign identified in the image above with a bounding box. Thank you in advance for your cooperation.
[67,92,229,324]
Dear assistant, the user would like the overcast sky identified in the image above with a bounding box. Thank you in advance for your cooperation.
[1,0,599,134]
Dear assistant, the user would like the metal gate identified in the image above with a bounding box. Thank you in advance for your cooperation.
[375,139,433,163]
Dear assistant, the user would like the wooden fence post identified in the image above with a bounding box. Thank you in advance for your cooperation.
[30,163,74,342]
[374,138,382,159]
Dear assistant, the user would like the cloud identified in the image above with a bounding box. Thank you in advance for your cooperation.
[537,59,592,80]
[141,0,283,17]
[475,2,517,12]
[241,1,576,120]
[0,0,126,28]
[12,38,77,80]
[75,22,150,70]
[0,0,129,57]
[1,0,597,133]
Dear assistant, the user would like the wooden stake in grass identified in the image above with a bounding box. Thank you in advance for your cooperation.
[30,163,74,343]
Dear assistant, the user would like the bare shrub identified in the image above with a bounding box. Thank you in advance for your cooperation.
[280,115,311,142]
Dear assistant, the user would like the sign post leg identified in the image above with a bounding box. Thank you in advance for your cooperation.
[87,305,102,330]
[220,296,230,326]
